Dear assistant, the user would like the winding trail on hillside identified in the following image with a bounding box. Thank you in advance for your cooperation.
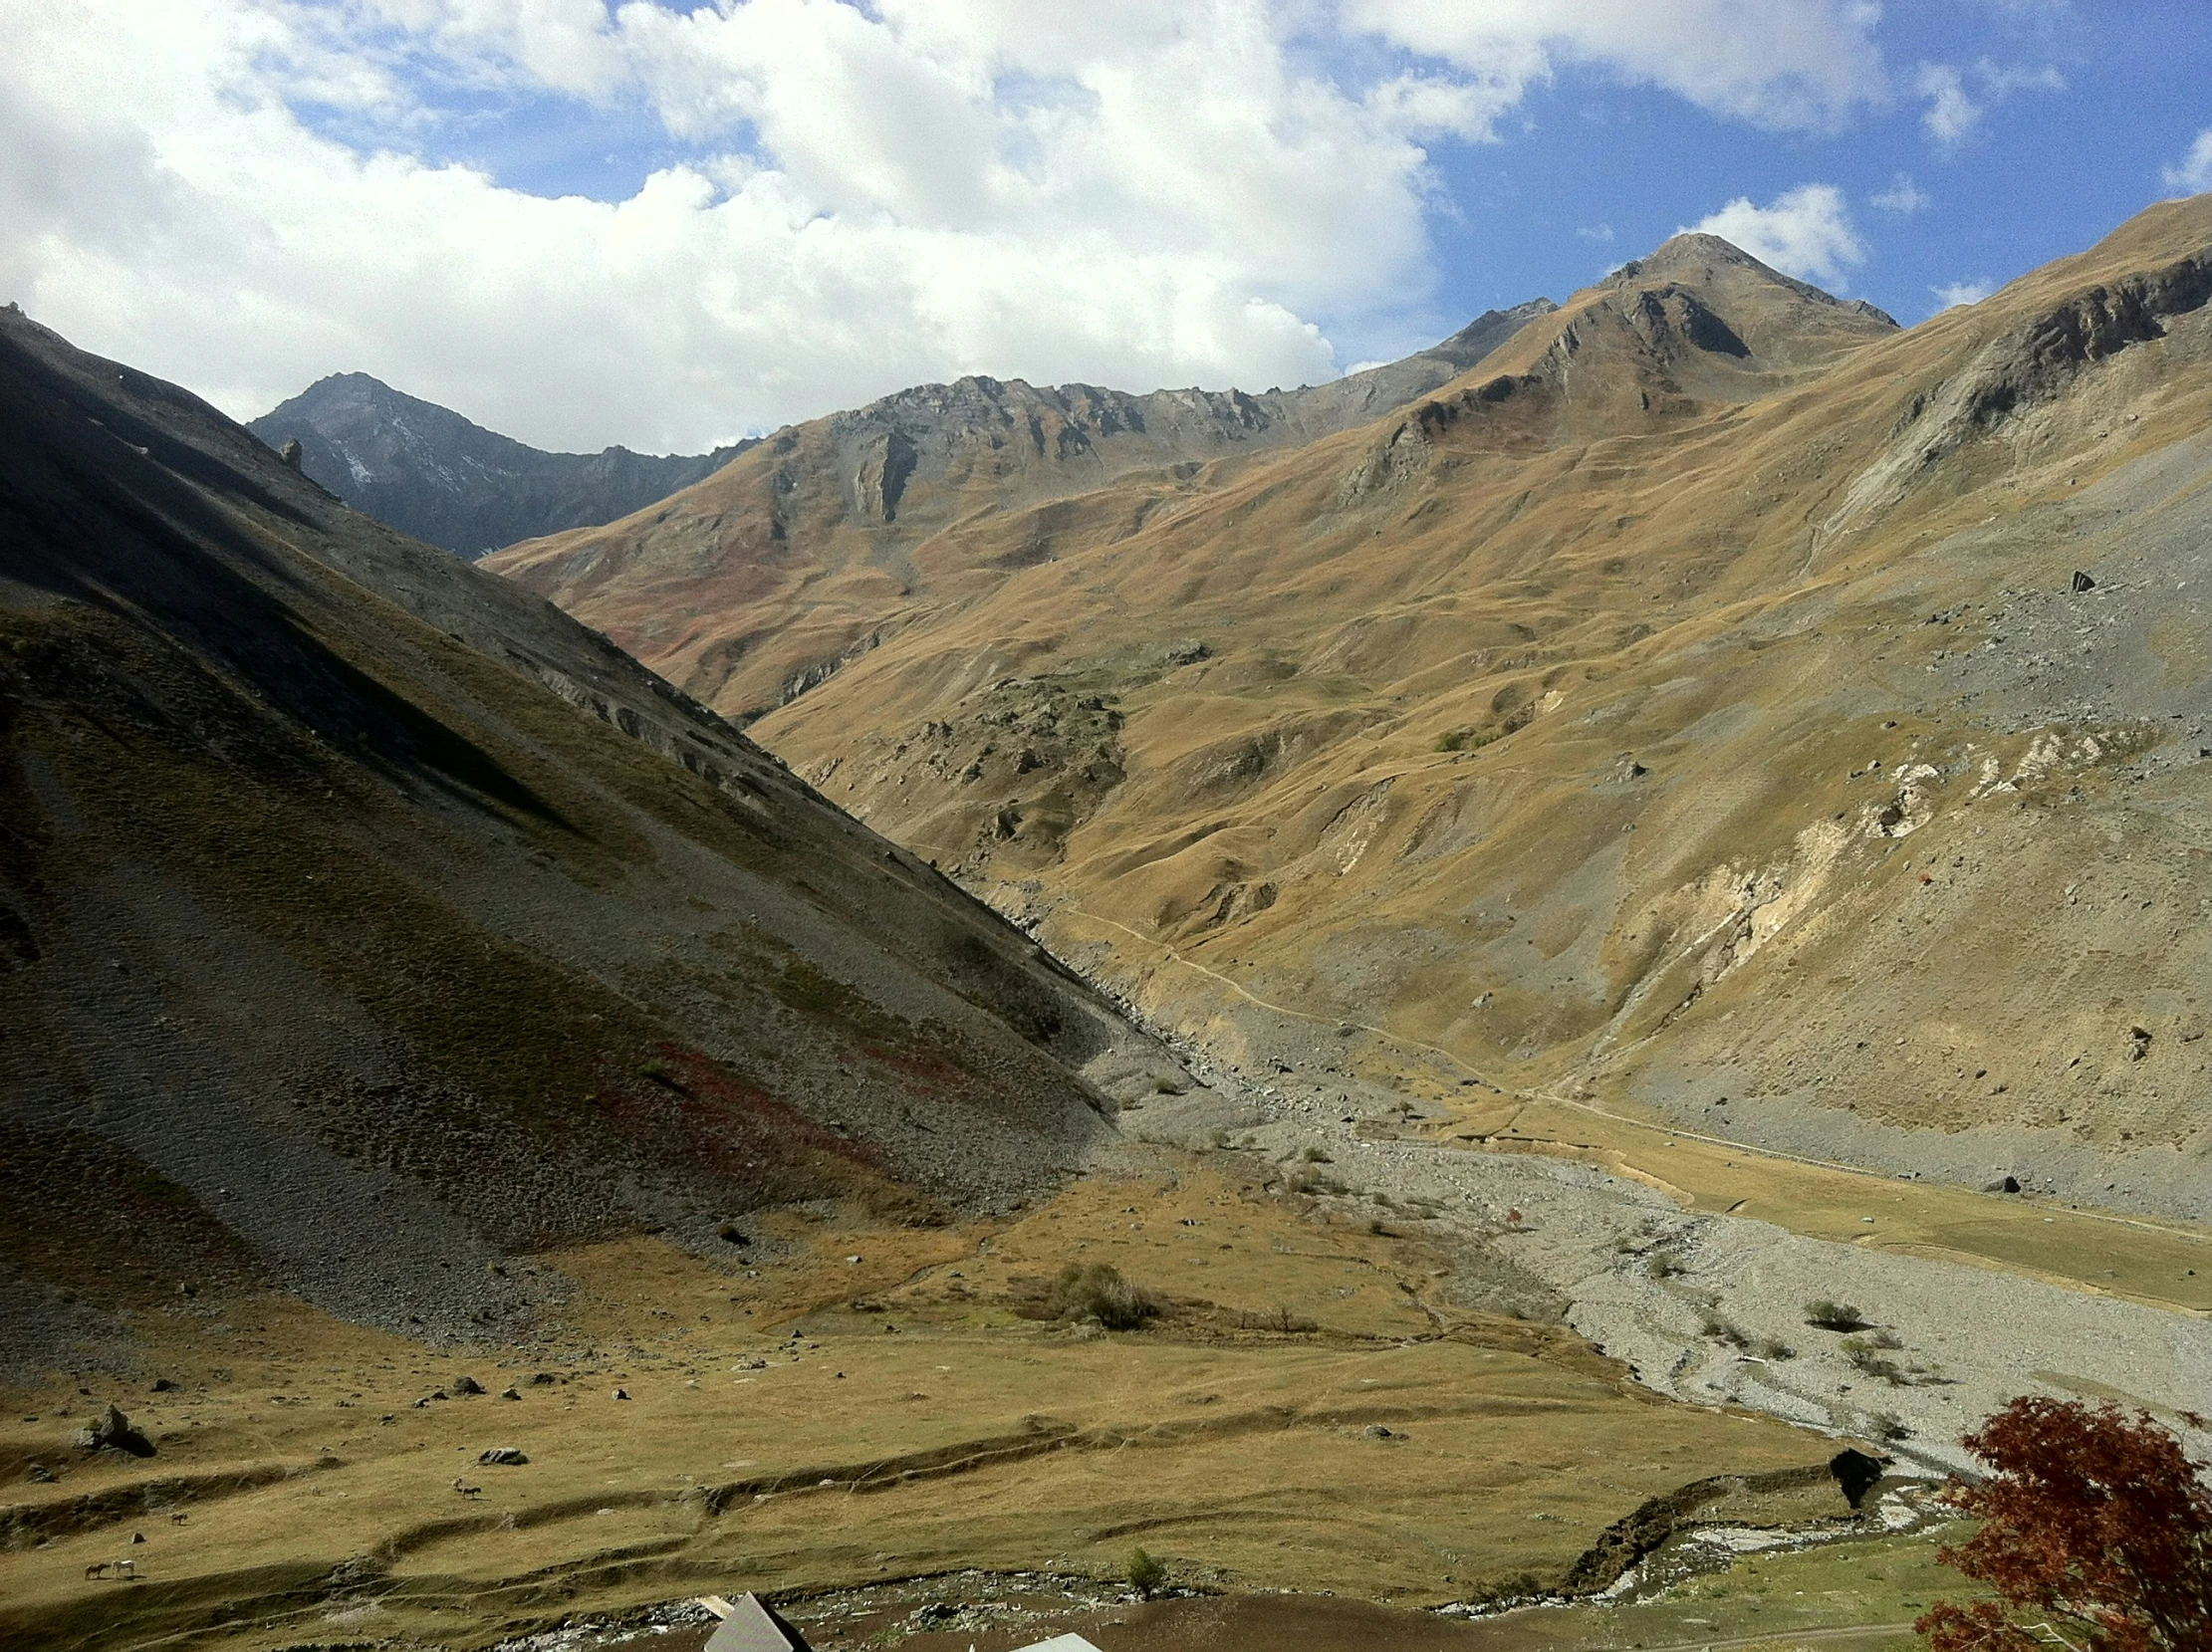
[1060,902,1505,1084]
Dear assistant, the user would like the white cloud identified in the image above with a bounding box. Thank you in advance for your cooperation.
[1916,65,1979,143]
[6,0,1492,450]
[1869,173,1928,214]
[1915,58,2063,149]
[1344,0,1888,132]
[1931,279,1995,310]
[1,0,1907,452]
[1684,183,1865,290]
[1578,222,1615,242]
[2164,129,2212,195]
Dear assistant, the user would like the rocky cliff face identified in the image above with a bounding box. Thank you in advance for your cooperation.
[247,372,749,558]
[0,306,1181,1357]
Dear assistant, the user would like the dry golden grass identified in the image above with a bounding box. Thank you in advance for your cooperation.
[0,1156,1855,1650]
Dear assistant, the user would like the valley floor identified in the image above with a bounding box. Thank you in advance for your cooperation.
[1072,920,2212,1476]
[6,996,2207,1650]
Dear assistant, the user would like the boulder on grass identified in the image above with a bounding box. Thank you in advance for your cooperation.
[73,1405,154,1458]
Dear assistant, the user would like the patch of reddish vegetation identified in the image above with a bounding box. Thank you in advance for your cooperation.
[589,1043,891,1206]
[1919,1396,2212,1652]
[859,1040,971,1096]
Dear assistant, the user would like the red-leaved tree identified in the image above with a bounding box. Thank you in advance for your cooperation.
[1918,1397,2212,1652]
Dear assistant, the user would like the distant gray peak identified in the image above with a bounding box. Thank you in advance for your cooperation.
[1429,298,1561,358]
[248,374,748,557]
[270,372,702,464]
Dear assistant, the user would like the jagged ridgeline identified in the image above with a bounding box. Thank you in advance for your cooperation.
[0,304,1183,1354]
[488,300,1557,723]
[500,200,2212,1213]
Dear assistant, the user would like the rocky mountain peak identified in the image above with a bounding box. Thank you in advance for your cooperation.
[1611,232,1900,329]
[248,375,748,558]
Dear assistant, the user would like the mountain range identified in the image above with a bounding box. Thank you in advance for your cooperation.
[9,199,2212,1652]
[246,304,1561,580]
[490,299,1562,720]
[492,202,2212,1216]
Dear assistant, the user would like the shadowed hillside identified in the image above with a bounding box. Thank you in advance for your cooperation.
[0,305,1182,1363]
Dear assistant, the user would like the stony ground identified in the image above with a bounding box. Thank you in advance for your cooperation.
[1105,1011,2212,1481]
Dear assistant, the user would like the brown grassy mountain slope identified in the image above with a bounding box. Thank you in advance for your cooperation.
[627,203,2211,1216]
[487,302,1557,722]
[0,305,1181,1368]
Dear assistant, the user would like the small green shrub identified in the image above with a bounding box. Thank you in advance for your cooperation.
[634,1058,672,1082]
[1125,1546,1167,1597]
[1749,1335,1797,1361]
[1698,1310,1750,1348]
[1805,1299,1870,1331]
[1048,1264,1161,1331]
[1300,1144,1333,1163]
[1842,1335,1908,1384]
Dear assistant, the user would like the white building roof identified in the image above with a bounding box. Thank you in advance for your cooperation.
[703,1593,809,1652]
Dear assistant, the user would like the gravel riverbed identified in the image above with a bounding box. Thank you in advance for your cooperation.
[1120,1049,2212,1477]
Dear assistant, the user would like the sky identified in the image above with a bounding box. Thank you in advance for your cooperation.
[3,1,2208,455]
